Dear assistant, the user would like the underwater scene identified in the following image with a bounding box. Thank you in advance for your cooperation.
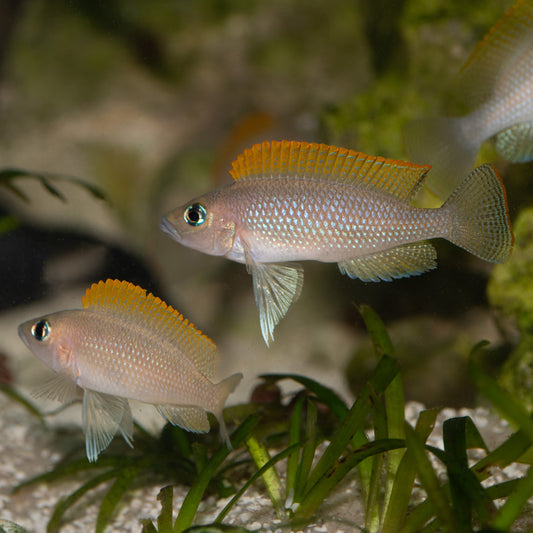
[1,0,533,531]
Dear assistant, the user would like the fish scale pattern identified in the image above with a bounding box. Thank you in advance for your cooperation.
[227,177,439,263]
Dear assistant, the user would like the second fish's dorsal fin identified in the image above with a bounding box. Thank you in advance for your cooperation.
[230,140,430,201]
[82,280,218,379]
[458,0,533,107]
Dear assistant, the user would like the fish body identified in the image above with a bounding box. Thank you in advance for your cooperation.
[161,140,513,344]
[404,0,533,200]
[18,279,242,462]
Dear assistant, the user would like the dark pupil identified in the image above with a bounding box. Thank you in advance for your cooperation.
[33,320,50,341]
[188,208,200,223]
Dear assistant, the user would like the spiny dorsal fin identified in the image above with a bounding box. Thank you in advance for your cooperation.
[82,279,218,379]
[230,140,430,201]
[458,0,533,107]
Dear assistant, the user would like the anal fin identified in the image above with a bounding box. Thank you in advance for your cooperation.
[338,242,437,282]
[157,405,210,434]
[495,122,533,163]
[82,390,133,462]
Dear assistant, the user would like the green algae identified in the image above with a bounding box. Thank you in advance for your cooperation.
[488,207,533,411]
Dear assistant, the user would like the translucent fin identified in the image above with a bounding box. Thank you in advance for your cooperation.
[213,373,243,449]
[32,373,79,404]
[494,122,533,162]
[338,242,437,282]
[458,0,533,107]
[82,280,218,379]
[230,140,430,201]
[247,260,304,346]
[444,164,513,264]
[403,116,479,202]
[157,405,210,433]
[82,390,132,462]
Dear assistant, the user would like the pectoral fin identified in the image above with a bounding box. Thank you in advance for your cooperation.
[338,242,437,282]
[247,261,304,345]
[82,390,133,462]
[157,405,210,433]
[32,373,79,404]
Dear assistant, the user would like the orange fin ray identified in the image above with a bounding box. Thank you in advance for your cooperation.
[82,279,218,379]
[230,140,430,201]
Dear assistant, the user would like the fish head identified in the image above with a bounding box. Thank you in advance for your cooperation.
[160,191,236,257]
[18,311,78,377]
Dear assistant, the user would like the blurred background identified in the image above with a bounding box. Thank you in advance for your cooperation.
[0,0,528,410]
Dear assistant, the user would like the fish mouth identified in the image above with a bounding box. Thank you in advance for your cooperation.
[17,322,32,348]
[159,216,181,242]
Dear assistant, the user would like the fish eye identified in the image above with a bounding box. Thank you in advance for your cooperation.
[31,319,51,342]
[184,203,207,226]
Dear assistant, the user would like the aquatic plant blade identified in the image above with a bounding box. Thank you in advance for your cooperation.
[359,303,406,515]
[285,396,304,506]
[404,423,457,532]
[365,398,386,532]
[294,399,318,504]
[294,438,405,521]
[215,443,300,523]
[46,469,120,533]
[491,465,533,530]
[258,373,348,420]
[358,304,395,357]
[183,526,253,532]
[305,355,399,493]
[0,384,45,424]
[14,455,131,493]
[96,463,143,533]
[245,435,285,519]
[0,520,29,533]
[173,415,258,533]
[140,520,158,533]
[473,426,533,478]
[157,485,175,533]
[381,409,439,533]
[0,167,106,202]
[442,417,494,528]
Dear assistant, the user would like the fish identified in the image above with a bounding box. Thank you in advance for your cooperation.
[160,140,513,345]
[403,0,533,200]
[18,279,242,462]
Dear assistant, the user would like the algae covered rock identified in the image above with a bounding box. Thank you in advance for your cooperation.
[488,207,533,410]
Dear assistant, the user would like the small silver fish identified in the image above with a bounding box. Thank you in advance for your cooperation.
[160,140,513,345]
[18,279,242,462]
[404,0,533,200]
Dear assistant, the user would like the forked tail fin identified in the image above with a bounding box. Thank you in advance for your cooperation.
[214,372,243,449]
[403,116,479,201]
[443,164,513,263]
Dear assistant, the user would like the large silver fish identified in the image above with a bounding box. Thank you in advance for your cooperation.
[404,0,533,200]
[18,279,242,462]
[161,140,513,345]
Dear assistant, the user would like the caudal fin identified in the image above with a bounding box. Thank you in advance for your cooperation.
[214,372,243,449]
[443,164,513,263]
[403,116,479,201]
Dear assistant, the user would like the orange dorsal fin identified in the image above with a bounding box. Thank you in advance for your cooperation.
[458,0,533,107]
[82,279,218,379]
[229,140,430,201]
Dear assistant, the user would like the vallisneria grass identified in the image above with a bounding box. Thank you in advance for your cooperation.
[6,305,533,532]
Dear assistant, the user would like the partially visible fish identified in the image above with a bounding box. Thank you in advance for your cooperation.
[18,279,242,462]
[160,140,513,345]
[404,0,533,200]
